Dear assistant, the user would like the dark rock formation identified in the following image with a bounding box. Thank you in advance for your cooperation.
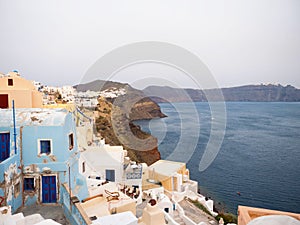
[74,80,166,120]
[95,97,160,165]
[74,80,165,165]
[143,84,300,102]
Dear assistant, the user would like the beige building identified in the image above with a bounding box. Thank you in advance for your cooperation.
[144,160,191,192]
[0,71,42,108]
[138,201,166,225]
[43,103,76,112]
[238,205,300,225]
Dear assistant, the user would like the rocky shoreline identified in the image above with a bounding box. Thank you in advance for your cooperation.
[75,80,167,165]
[93,95,165,165]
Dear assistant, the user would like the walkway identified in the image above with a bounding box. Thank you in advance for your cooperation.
[179,199,218,225]
[16,204,71,225]
[173,209,186,225]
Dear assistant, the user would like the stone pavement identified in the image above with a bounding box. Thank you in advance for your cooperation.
[16,204,71,225]
[179,199,218,225]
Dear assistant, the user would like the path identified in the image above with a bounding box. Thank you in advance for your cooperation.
[16,204,71,225]
[179,198,218,225]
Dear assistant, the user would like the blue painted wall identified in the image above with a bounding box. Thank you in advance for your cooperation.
[22,113,77,165]
[0,126,22,212]
[1,109,88,211]
[21,112,88,206]
[61,184,89,225]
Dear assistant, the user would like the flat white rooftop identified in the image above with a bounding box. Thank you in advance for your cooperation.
[91,211,137,225]
[0,108,68,127]
[81,146,125,169]
[148,160,185,177]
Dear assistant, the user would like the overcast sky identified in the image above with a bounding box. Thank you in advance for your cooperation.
[0,0,299,89]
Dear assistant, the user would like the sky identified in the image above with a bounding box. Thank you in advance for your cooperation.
[0,0,300,89]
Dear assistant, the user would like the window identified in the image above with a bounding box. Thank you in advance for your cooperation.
[0,94,9,109]
[0,132,10,162]
[24,178,35,191]
[69,133,74,150]
[105,169,115,182]
[40,140,51,155]
[82,161,86,173]
[8,79,13,86]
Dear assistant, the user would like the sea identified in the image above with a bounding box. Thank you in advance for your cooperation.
[134,102,300,214]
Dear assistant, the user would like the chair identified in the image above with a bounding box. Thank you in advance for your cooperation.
[104,190,120,202]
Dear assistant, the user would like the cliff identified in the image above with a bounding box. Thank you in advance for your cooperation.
[143,84,300,102]
[74,80,166,165]
[74,80,166,120]
[95,97,161,165]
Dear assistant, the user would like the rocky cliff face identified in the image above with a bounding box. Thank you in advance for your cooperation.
[130,97,167,120]
[95,97,161,165]
[75,80,166,120]
[75,80,165,165]
[114,87,167,121]
[144,84,300,102]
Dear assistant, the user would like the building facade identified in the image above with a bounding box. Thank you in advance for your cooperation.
[238,206,300,225]
[0,71,42,109]
[0,108,88,212]
[146,160,195,193]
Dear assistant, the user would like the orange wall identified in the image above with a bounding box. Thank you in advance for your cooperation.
[0,74,42,108]
[238,206,300,225]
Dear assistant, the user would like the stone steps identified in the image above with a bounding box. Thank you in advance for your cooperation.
[173,210,186,225]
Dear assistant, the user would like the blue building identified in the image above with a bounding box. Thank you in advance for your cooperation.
[0,108,88,213]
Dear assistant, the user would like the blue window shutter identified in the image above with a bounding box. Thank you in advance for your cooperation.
[0,133,10,161]
[40,140,51,154]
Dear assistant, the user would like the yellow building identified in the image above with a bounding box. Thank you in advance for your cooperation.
[238,205,300,225]
[144,160,190,192]
[0,71,42,108]
[139,201,167,225]
[43,103,76,112]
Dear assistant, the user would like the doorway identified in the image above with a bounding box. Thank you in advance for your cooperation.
[0,94,9,108]
[42,176,57,203]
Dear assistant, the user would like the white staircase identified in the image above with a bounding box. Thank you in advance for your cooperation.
[172,210,185,225]
[0,206,61,225]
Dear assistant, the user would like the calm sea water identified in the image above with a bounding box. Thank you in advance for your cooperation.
[134,102,300,214]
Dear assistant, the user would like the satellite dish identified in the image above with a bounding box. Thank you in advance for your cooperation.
[146,179,162,186]
[131,164,138,169]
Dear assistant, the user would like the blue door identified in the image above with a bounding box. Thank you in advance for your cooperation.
[42,176,57,203]
[105,169,115,182]
[0,133,10,162]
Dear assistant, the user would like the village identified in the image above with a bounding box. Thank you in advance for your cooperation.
[1,71,300,225]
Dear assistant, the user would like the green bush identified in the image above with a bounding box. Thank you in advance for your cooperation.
[215,213,237,224]
[188,198,213,216]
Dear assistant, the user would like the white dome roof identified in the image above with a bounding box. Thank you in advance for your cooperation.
[247,215,300,225]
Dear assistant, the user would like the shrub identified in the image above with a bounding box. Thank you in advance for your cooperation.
[188,198,213,216]
[215,213,237,224]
